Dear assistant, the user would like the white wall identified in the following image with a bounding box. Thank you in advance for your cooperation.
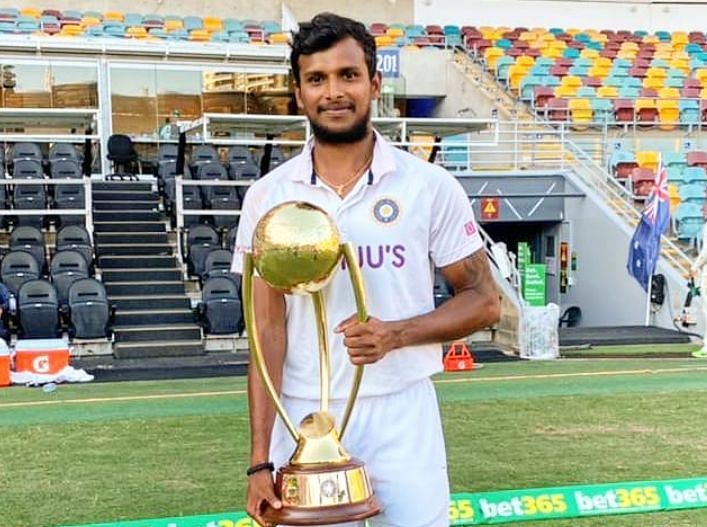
[414,0,707,32]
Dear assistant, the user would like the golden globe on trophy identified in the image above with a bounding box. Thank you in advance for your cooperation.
[241,201,381,526]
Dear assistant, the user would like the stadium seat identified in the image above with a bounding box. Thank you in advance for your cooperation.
[67,278,111,339]
[546,98,569,121]
[675,202,704,242]
[54,184,86,226]
[684,166,707,184]
[679,183,707,204]
[207,187,241,230]
[657,99,679,130]
[613,99,635,122]
[13,159,44,179]
[687,151,707,169]
[198,276,243,335]
[568,98,593,127]
[17,279,60,338]
[56,225,93,266]
[631,167,656,197]
[50,249,89,307]
[186,225,220,275]
[190,144,219,173]
[107,135,141,179]
[12,142,42,163]
[203,248,235,281]
[1,250,40,296]
[10,226,45,270]
[14,184,46,228]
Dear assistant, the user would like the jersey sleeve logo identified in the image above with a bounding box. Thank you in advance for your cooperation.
[372,197,401,225]
[464,220,477,237]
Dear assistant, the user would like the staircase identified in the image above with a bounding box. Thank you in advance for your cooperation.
[93,180,204,358]
[453,49,694,278]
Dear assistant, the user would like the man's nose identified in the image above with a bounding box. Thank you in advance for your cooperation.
[325,77,344,99]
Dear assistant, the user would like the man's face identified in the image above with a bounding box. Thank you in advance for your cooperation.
[295,37,381,144]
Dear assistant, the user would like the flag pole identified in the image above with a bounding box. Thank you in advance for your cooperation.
[644,275,652,326]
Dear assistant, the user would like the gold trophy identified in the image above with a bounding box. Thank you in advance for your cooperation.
[242,201,381,525]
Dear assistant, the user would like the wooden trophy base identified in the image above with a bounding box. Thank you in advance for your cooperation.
[261,458,381,526]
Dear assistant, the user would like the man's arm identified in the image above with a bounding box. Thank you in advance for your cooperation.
[246,277,286,526]
[338,249,501,364]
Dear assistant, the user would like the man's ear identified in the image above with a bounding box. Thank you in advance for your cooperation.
[370,71,382,101]
[294,84,304,110]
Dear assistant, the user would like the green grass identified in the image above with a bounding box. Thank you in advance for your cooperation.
[2,358,707,526]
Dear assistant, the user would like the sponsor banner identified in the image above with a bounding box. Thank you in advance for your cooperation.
[64,477,707,527]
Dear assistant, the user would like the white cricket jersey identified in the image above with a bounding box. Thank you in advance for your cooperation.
[232,130,484,400]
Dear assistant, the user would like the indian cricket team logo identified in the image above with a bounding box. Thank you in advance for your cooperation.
[372,197,400,225]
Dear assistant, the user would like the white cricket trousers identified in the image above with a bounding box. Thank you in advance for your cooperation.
[270,378,450,527]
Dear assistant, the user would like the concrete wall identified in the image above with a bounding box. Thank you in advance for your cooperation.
[0,0,414,25]
[414,0,707,32]
[562,170,695,331]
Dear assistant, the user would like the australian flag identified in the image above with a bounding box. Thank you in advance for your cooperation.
[627,162,670,291]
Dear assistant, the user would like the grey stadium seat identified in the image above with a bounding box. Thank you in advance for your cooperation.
[187,224,220,275]
[11,142,42,163]
[12,158,44,179]
[206,186,241,230]
[54,184,86,226]
[56,225,93,266]
[13,184,46,228]
[198,276,243,335]
[50,249,89,307]
[48,143,80,163]
[9,226,45,270]
[68,278,110,339]
[203,248,235,281]
[49,159,82,179]
[18,279,60,338]
[1,250,40,296]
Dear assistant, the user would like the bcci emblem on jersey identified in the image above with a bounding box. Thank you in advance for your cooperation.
[372,197,400,225]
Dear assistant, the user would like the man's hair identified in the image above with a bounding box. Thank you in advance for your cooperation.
[290,13,377,85]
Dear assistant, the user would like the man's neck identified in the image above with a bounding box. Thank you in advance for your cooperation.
[313,131,375,184]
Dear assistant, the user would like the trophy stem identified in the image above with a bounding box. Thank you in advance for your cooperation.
[339,243,368,439]
[242,252,299,441]
[311,291,330,414]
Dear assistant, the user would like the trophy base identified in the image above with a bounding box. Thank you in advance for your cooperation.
[262,458,381,526]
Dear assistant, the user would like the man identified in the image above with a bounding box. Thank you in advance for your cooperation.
[691,224,707,358]
[231,13,501,527]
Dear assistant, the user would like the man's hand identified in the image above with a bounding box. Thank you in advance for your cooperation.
[335,315,401,365]
[246,470,282,527]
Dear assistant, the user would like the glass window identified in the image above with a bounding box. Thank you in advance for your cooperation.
[202,69,247,114]
[50,63,98,108]
[1,62,50,108]
[110,65,157,138]
[156,68,202,125]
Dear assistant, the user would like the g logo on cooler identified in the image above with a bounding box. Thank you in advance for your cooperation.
[372,197,400,225]
[33,355,50,373]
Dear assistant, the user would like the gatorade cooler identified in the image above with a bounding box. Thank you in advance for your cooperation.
[14,339,69,375]
[0,340,9,387]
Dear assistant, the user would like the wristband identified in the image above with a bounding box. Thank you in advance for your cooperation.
[246,461,275,476]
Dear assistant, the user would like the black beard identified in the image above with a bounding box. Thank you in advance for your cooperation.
[310,109,371,145]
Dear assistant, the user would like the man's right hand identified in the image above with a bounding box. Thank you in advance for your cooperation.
[246,470,282,527]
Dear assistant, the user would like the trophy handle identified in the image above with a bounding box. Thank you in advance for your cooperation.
[339,242,368,439]
[242,252,299,441]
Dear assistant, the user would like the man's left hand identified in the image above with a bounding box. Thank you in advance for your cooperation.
[335,315,400,365]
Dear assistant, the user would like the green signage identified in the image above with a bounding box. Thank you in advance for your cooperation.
[523,263,546,306]
[63,477,707,527]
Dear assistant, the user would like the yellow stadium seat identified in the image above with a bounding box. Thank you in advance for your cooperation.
[668,183,681,213]
[508,64,531,91]
[164,19,183,31]
[620,41,639,51]
[655,42,673,53]
[484,47,505,70]
[561,75,583,88]
[529,39,548,50]
[515,56,535,68]
[569,98,593,126]
[189,29,210,41]
[375,35,394,48]
[588,65,610,78]
[646,67,667,79]
[643,76,665,89]
[643,35,660,44]
[541,47,562,58]
[480,29,496,40]
[594,57,612,68]
[617,50,637,60]
[653,51,672,61]
[127,26,148,39]
[203,17,223,32]
[81,16,101,28]
[672,31,689,44]
[597,86,618,98]
[554,85,578,98]
[548,40,567,50]
[20,7,41,18]
[657,99,680,130]
[658,87,680,99]
[672,50,689,61]
[700,87,707,99]
[565,28,581,36]
[59,24,83,37]
[518,31,535,41]
[670,58,690,74]
[695,69,707,84]
[637,150,660,172]
[386,27,404,38]
[580,48,600,59]
[104,11,124,22]
[268,32,290,44]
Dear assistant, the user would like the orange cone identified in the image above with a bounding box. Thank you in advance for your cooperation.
[443,341,475,372]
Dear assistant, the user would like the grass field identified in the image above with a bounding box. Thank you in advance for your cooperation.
[2,354,707,527]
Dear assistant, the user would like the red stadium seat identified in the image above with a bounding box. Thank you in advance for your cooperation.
[547,98,569,121]
[534,87,555,108]
[631,167,656,197]
[614,99,635,122]
[687,151,707,169]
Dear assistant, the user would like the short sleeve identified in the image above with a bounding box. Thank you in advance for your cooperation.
[230,185,264,274]
[429,172,484,267]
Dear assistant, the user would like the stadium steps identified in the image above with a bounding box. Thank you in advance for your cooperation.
[92,181,205,359]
